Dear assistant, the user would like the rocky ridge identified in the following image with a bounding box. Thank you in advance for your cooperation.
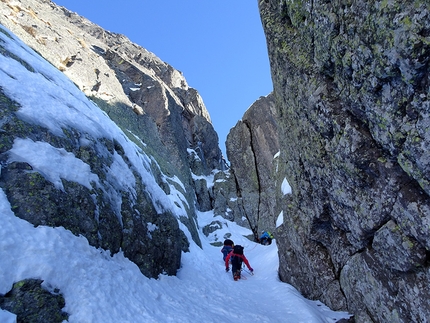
[0,0,228,283]
[0,22,186,281]
[0,0,222,206]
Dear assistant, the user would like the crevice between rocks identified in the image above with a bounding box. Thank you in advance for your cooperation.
[243,119,262,240]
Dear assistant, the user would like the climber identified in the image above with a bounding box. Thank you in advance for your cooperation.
[259,231,274,245]
[221,239,234,261]
[225,245,253,281]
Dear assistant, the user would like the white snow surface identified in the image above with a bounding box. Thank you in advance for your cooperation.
[0,25,351,322]
[276,210,284,228]
[8,138,99,191]
[0,193,350,322]
[282,177,292,195]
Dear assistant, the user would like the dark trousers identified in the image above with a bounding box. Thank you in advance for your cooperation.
[232,262,242,278]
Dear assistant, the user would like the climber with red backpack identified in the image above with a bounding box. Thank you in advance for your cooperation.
[225,245,254,281]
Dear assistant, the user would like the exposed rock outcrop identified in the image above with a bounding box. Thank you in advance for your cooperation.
[0,24,187,279]
[223,94,279,237]
[0,0,223,244]
[257,0,430,322]
[0,0,227,282]
[0,279,68,323]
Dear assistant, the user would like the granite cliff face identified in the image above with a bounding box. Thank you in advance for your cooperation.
[0,0,224,280]
[220,94,279,237]
[0,22,186,281]
[0,0,222,201]
[256,0,430,322]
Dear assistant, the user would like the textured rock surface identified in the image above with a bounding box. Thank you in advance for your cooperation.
[258,0,430,321]
[0,279,68,323]
[0,0,228,275]
[0,0,223,244]
[224,94,279,237]
[0,0,226,282]
[0,26,186,280]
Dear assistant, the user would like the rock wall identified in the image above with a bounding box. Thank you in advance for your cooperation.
[0,24,186,279]
[258,0,430,322]
[222,94,279,237]
[0,0,222,217]
[0,0,225,280]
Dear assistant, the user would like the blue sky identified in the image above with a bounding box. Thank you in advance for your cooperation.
[52,0,273,157]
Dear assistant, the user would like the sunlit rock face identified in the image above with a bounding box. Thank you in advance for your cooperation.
[0,24,188,279]
[0,0,225,278]
[0,0,223,224]
[259,0,430,321]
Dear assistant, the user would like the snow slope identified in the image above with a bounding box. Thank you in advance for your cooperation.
[0,195,350,323]
[0,25,351,322]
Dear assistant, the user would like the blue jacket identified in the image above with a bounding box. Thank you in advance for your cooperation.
[221,245,233,260]
[260,231,273,240]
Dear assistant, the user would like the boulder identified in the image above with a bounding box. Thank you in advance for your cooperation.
[0,279,68,323]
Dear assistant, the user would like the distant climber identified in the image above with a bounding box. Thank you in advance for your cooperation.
[221,239,234,261]
[259,231,274,245]
[225,245,253,281]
